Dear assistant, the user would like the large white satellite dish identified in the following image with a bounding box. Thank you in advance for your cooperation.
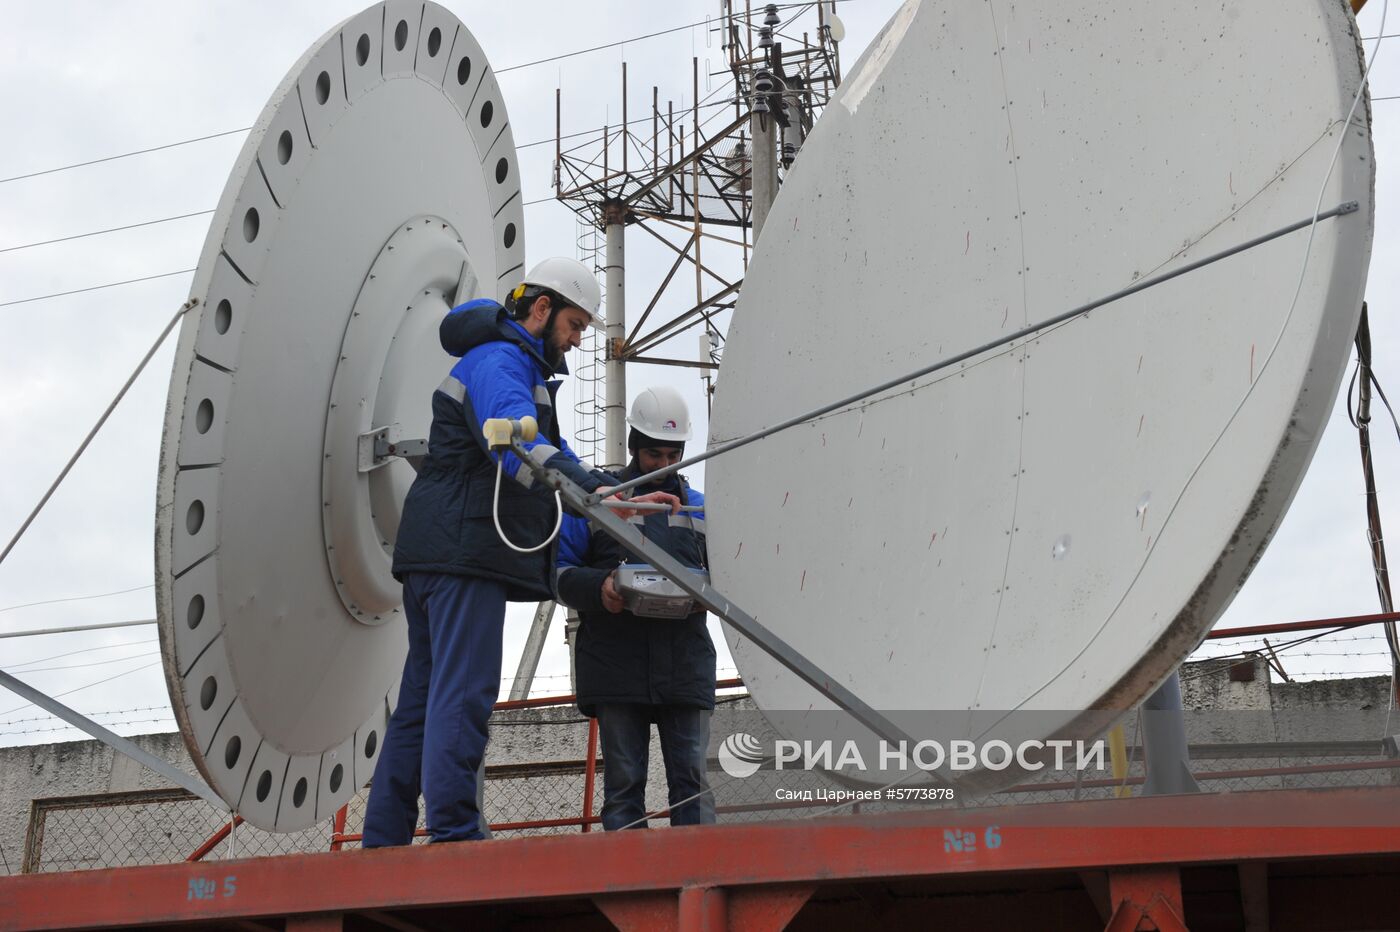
[709,0,1374,784]
[155,2,525,830]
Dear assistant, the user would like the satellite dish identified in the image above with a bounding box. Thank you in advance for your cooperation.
[154,1,525,830]
[708,0,1373,787]
[826,13,846,44]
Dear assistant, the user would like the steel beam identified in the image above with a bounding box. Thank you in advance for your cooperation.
[0,668,225,810]
[509,600,556,700]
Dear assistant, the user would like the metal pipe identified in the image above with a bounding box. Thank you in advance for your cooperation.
[581,717,600,833]
[601,502,705,513]
[595,200,1361,502]
[515,442,931,769]
[1351,302,1399,694]
[1207,610,1400,639]
[693,57,703,329]
[509,601,557,701]
[603,201,627,470]
[1138,672,1201,796]
[0,618,155,639]
[492,677,744,712]
[328,805,349,853]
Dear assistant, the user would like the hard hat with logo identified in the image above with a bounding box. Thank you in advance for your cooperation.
[514,257,604,326]
[628,385,693,443]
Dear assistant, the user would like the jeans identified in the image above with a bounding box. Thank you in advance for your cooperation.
[363,573,505,846]
[595,704,716,830]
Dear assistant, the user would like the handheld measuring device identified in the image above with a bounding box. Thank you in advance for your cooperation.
[615,565,711,619]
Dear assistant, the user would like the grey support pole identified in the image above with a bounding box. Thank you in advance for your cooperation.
[509,438,929,765]
[750,110,779,240]
[602,199,628,471]
[510,601,556,700]
[1139,671,1201,796]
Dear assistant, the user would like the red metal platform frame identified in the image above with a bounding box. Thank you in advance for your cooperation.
[4,786,1400,931]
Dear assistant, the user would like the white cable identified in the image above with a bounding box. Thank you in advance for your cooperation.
[493,458,564,554]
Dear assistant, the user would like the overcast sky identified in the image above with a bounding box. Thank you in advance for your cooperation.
[1,0,1398,749]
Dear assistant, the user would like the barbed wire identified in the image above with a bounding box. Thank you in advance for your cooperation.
[0,715,175,739]
[0,704,170,728]
[1276,669,1393,678]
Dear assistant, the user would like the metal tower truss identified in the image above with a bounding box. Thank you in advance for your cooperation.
[551,1,842,374]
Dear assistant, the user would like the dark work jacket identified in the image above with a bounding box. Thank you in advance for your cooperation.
[555,462,716,716]
[391,300,604,600]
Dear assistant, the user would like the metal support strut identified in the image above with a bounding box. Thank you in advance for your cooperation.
[502,432,926,762]
[0,668,225,810]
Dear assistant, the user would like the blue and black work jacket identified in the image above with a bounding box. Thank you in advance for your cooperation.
[392,300,605,600]
[556,462,716,715]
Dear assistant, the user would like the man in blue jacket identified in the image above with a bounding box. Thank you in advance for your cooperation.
[556,385,717,830]
[364,258,674,846]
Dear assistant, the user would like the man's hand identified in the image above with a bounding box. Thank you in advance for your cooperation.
[601,572,625,614]
[595,487,681,519]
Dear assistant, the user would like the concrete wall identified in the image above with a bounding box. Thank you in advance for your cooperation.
[0,700,742,872]
[0,732,193,874]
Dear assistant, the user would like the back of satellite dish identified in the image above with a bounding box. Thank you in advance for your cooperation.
[155,2,525,831]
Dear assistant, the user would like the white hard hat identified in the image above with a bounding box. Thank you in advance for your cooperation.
[628,385,693,442]
[518,257,604,325]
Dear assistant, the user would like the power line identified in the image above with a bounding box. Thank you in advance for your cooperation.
[0,583,153,615]
[0,128,251,186]
[0,659,163,718]
[0,269,195,309]
[0,1,1370,193]
[0,0,811,187]
[496,19,708,74]
[6,649,160,675]
[0,98,739,260]
[0,637,157,672]
[0,211,214,255]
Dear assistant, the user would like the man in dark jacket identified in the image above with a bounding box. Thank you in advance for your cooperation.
[556,385,717,830]
[364,258,672,846]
